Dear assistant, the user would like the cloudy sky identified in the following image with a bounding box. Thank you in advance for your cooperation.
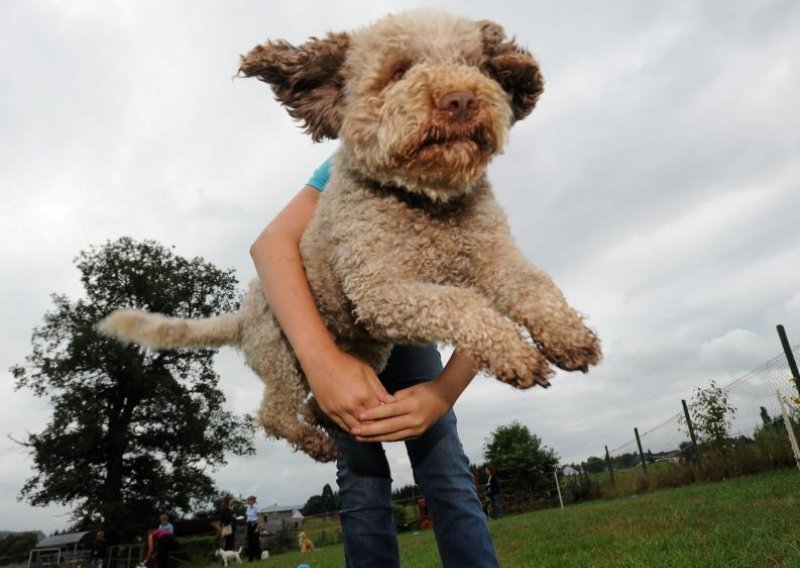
[2,0,798,533]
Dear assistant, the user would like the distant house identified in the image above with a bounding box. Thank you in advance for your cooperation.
[260,504,304,535]
[562,465,581,477]
[28,531,93,567]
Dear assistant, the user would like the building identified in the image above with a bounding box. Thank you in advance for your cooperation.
[260,504,304,535]
[28,531,93,567]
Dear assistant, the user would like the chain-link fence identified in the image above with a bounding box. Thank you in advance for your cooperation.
[605,343,800,471]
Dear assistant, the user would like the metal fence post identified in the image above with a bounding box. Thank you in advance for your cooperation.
[681,399,700,463]
[604,445,615,483]
[777,324,800,396]
[634,427,648,474]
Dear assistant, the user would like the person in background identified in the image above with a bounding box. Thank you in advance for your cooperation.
[158,514,174,533]
[141,515,175,568]
[244,495,262,562]
[88,530,107,568]
[220,497,236,551]
[485,466,504,519]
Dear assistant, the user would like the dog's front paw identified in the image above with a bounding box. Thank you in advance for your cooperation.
[537,322,602,372]
[484,344,554,390]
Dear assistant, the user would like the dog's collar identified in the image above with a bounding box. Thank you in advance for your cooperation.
[352,172,470,216]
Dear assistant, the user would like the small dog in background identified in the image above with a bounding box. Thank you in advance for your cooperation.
[297,531,315,552]
[260,550,270,560]
[215,547,243,566]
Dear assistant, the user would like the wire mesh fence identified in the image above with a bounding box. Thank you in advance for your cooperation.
[606,343,800,469]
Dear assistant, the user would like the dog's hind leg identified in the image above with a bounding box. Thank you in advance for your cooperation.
[257,374,337,461]
[239,289,337,461]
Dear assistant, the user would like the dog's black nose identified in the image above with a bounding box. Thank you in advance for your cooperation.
[438,90,477,122]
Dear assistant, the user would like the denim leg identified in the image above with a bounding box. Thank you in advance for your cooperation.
[406,410,499,568]
[335,432,399,568]
[335,344,496,567]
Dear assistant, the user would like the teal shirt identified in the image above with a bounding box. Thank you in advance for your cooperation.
[307,156,333,191]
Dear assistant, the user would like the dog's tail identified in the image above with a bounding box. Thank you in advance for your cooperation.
[236,547,243,555]
[98,308,244,350]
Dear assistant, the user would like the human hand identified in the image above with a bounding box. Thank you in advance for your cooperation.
[304,347,393,433]
[350,380,451,442]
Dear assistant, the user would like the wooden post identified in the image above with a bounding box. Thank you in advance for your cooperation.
[682,399,700,463]
[634,427,648,474]
[604,445,615,483]
[777,325,800,396]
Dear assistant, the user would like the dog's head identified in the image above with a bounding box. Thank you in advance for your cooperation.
[240,10,543,201]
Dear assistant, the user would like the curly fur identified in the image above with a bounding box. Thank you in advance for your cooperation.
[297,531,316,552]
[99,9,601,462]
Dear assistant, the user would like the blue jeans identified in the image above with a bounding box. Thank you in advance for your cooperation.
[336,345,498,568]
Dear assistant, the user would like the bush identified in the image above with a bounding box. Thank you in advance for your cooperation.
[174,534,216,566]
[392,502,411,532]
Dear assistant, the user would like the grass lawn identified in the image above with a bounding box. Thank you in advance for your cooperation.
[202,469,800,567]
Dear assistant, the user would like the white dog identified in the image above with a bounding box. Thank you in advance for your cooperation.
[215,547,243,566]
[260,550,270,560]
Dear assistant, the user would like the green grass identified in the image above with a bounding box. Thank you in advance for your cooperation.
[201,469,800,567]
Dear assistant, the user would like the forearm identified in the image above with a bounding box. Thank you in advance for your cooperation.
[249,187,339,375]
[433,350,478,406]
[353,350,478,441]
[250,186,390,428]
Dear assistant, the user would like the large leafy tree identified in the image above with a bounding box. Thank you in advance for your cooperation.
[483,421,559,494]
[12,238,255,539]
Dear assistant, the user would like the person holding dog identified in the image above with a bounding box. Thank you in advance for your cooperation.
[250,155,499,568]
[244,495,262,562]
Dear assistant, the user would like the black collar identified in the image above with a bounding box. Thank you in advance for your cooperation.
[353,172,471,217]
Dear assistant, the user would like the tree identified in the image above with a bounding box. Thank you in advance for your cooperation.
[302,483,339,516]
[12,238,255,540]
[0,532,40,562]
[483,421,559,495]
[680,380,736,448]
[583,456,606,474]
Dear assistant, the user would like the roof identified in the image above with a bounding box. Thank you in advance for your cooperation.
[34,531,92,549]
[260,504,300,514]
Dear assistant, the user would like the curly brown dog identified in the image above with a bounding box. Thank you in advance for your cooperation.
[297,531,316,552]
[99,10,601,462]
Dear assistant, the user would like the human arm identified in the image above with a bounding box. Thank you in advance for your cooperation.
[249,185,392,432]
[351,350,477,442]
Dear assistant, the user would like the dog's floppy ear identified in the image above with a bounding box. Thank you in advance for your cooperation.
[479,21,544,122]
[239,32,350,142]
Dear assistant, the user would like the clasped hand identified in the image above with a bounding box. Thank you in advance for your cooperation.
[305,349,451,443]
[352,381,451,442]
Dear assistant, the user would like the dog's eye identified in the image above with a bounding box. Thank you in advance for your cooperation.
[392,66,408,82]
[385,61,412,88]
